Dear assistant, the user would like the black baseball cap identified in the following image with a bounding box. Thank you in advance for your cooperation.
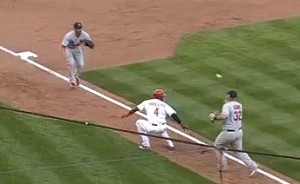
[227,90,237,98]
[74,22,83,29]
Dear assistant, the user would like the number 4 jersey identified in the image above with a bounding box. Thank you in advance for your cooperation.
[221,101,242,130]
[137,99,176,125]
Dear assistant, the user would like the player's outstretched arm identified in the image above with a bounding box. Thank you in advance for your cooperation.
[121,107,139,118]
[171,113,188,131]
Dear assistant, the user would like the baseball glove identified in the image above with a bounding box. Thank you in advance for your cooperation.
[208,111,219,123]
[82,39,94,49]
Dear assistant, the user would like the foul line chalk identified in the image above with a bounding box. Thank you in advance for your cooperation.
[0,45,290,184]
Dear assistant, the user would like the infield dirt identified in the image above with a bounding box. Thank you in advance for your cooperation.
[1,0,300,183]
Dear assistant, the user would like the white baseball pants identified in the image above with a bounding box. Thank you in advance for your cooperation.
[135,119,174,148]
[214,130,257,171]
[65,49,84,83]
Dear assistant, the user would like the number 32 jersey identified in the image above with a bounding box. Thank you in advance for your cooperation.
[137,99,176,124]
[222,101,243,130]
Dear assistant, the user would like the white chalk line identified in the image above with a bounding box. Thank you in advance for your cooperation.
[0,45,290,184]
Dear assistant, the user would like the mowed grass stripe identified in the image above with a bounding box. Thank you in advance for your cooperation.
[0,109,215,184]
[82,17,300,181]
[0,111,138,184]
[22,117,120,184]
[195,62,300,131]
[19,117,103,184]
[231,27,300,91]
[0,140,35,184]
[177,25,300,123]
[180,25,300,95]
[58,122,158,184]
[0,113,65,184]
[12,114,98,184]
[180,52,300,103]
[12,115,162,184]
[55,124,155,184]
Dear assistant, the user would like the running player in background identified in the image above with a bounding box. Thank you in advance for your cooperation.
[61,22,94,87]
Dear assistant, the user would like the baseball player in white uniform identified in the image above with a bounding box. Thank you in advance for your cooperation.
[122,89,188,150]
[61,22,94,87]
[209,90,258,177]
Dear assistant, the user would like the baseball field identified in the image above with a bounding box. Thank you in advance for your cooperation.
[82,16,300,181]
[1,0,300,184]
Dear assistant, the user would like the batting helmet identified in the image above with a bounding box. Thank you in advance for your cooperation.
[153,88,166,99]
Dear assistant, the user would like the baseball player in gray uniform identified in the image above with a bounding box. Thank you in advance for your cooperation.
[209,90,258,177]
[61,22,94,87]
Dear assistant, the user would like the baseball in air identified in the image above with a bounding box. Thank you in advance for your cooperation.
[216,74,223,79]
[85,122,89,125]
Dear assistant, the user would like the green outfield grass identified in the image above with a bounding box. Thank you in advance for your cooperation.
[82,17,300,181]
[0,108,214,184]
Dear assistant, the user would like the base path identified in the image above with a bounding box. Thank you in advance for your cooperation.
[0,0,300,183]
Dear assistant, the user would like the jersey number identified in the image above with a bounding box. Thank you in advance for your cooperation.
[233,110,242,121]
[154,107,159,116]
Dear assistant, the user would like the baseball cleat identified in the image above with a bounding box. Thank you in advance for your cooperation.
[70,82,77,88]
[138,145,150,150]
[249,166,258,177]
